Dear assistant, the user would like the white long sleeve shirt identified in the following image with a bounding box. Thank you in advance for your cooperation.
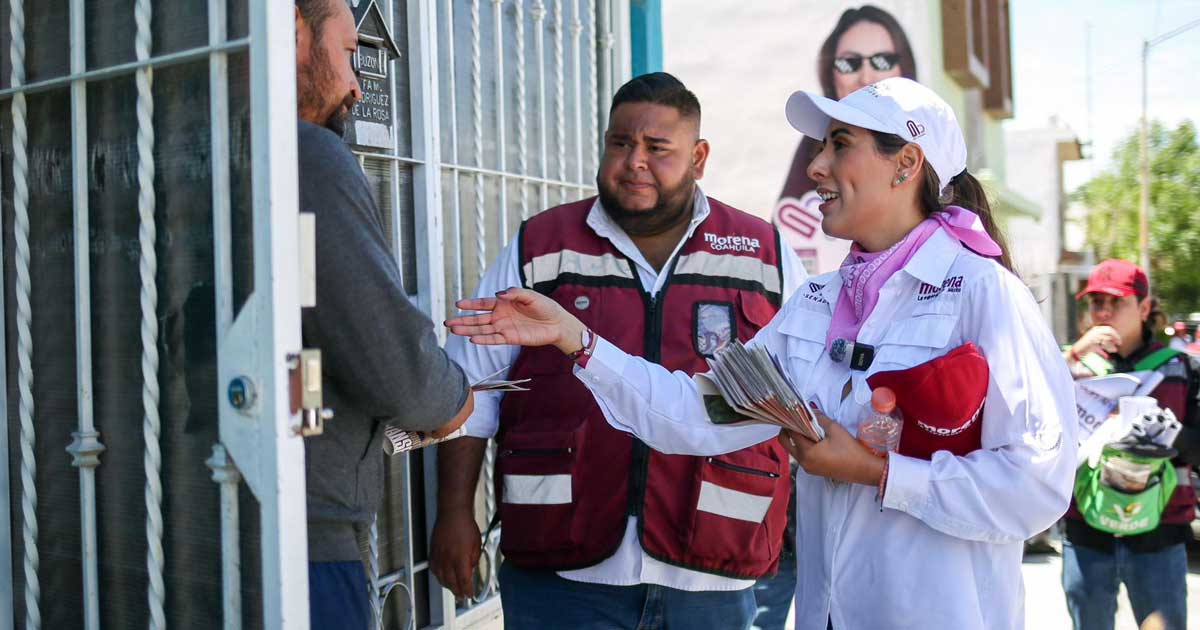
[574,228,1078,629]
[446,187,807,591]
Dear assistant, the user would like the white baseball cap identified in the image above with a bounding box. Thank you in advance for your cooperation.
[785,77,967,193]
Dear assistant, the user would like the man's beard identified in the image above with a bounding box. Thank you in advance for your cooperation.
[597,176,695,237]
[298,46,353,136]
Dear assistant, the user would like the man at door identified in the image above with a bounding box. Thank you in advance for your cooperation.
[432,73,806,629]
[294,1,474,628]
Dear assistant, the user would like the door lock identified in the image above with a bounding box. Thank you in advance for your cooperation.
[288,349,333,436]
[227,375,258,413]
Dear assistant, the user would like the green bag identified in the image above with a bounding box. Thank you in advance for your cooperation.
[1074,442,1177,536]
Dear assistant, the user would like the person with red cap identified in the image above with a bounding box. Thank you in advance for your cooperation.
[1061,259,1200,630]
[447,77,1078,630]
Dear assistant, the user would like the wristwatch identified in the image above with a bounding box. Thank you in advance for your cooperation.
[568,328,595,364]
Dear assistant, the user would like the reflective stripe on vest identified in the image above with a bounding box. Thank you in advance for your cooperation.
[674,250,782,298]
[503,474,572,505]
[522,250,636,290]
[696,481,773,523]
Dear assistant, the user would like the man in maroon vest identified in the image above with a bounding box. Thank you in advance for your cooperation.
[432,73,806,629]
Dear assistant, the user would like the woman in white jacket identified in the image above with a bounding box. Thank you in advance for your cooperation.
[447,77,1077,630]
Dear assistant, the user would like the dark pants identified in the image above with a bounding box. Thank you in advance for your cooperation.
[499,560,757,630]
[750,554,796,630]
[309,561,370,630]
[1062,540,1188,630]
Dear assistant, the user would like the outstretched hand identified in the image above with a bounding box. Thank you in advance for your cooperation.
[446,287,587,354]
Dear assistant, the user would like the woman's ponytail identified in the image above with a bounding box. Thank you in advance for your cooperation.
[938,171,1014,273]
[871,130,1014,272]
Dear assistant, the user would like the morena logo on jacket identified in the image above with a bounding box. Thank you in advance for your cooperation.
[704,232,760,253]
[917,275,963,301]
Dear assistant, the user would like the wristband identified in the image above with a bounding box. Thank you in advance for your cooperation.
[876,452,890,509]
[1068,347,1082,363]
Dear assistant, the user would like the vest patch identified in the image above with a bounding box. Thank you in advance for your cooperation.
[695,301,735,357]
[704,232,761,253]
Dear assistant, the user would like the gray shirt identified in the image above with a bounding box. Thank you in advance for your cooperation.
[298,121,469,562]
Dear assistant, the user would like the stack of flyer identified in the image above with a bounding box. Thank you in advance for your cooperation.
[695,341,825,442]
[383,366,530,455]
[1074,370,1164,465]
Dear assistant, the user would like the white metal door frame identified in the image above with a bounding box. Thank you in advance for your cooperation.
[216,1,311,628]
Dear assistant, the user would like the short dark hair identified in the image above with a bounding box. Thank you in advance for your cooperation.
[296,0,338,46]
[609,72,701,123]
[817,5,917,99]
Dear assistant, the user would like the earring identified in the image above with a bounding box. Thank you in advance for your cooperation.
[894,172,908,185]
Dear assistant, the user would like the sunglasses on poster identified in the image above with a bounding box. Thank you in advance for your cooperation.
[832,52,902,74]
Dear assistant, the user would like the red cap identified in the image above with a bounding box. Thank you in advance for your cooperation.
[1076,259,1149,300]
[867,343,989,461]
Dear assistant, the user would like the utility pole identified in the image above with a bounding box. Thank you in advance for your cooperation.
[1140,38,1149,280]
[1140,17,1200,284]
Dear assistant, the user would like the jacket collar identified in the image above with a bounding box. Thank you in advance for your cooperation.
[899,227,963,288]
[793,227,963,319]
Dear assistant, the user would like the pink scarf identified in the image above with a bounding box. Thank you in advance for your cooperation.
[824,205,1002,350]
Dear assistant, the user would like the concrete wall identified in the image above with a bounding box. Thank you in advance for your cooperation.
[1004,123,1070,279]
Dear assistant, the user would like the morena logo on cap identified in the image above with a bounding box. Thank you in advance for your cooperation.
[906,120,926,139]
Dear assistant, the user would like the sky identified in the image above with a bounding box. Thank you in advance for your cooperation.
[1008,0,1200,192]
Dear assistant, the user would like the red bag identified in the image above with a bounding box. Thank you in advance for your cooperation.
[866,343,989,460]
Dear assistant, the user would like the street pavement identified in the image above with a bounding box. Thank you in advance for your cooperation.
[491,548,1198,629]
[774,543,1200,628]
[1022,547,1200,629]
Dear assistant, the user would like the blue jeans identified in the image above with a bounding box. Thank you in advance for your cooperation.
[309,561,370,630]
[751,555,796,630]
[1062,541,1188,630]
[499,561,757,630]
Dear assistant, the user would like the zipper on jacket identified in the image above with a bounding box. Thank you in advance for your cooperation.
[707,457,780,478]
[626,256,679,517]
[499,447,573,457]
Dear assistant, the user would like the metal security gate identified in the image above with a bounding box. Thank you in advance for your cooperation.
[0,0,630,627]
[1,1,308,629]
[355,0,629,628]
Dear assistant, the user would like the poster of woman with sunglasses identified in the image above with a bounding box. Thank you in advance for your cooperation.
[774,5,918,273]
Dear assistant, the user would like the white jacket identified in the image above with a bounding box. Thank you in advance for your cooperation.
[577,227,1078,630]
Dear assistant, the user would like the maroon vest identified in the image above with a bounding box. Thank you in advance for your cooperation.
[494,196,791,579]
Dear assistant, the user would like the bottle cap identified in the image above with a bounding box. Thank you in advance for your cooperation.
[871,387,896,414]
